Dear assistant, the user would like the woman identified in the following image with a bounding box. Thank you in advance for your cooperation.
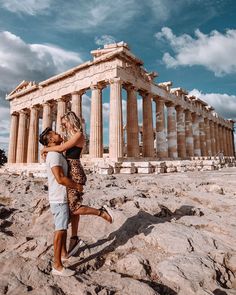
[41,111,113,256]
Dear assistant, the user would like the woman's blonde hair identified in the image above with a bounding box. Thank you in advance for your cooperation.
[61,111,83,139]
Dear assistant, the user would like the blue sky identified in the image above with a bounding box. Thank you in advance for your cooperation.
[0,0,236,151]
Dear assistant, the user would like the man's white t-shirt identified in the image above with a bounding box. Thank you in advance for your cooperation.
[46,151,68,204]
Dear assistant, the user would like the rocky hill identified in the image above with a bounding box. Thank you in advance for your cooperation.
[0,168,236,295]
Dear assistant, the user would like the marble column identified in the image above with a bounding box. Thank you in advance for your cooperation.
[126,85,139,157]
[27,106,39,163]
[210,120,216,156]
[226,129,230,156]
[71,91,84,119]
[90,84,103,158]
[218,125,223,153]
[214,123,220,154]
[204,118,212,156]
[185,110,194,157]
[223,127,228,156]
[155,98,168,158]
[230,128,235,156]
[16,110,28,163]
[109,78,123,159]
[176,106,186,158]
[56,98,67,133]
[166,102,177,158]
[199,116,207,156]
[192,113,201,156]
[8,112,19,163]
[226,128,231,156]
[142,92,154,157]
[42,102,52,130]
[230,129,233,156]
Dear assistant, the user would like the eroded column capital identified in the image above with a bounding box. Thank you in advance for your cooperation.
[42,100,53,107]
[165,101,175,108]
[124,83,138,92]
[153,96,164,103]
[10,111,19,117]
[90,82,105,91]
[71,89,86,96]
[19,109,29,116]
[109,77,123,85]
[57,96,69,103]
[139,90,152,99]
[175,105,184,112]
[30,104,40,111]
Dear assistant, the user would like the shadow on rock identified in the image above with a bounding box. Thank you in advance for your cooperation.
[0,220,13,236]
[213,289,228,295]
[0,204,16,236]
[72,205,197,269]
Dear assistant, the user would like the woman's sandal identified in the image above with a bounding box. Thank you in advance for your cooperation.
[98,205,114,224]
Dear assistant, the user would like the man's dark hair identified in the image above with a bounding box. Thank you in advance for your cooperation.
[39,127,52,146]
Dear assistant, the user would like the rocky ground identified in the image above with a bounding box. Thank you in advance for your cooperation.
[0,168,236,295]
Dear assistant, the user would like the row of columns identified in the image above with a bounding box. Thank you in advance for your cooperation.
[8,91,84,164]
[154,99,234,158]
[8,79,235,164]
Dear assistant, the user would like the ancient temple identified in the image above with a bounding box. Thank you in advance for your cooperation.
[6,42,235,174]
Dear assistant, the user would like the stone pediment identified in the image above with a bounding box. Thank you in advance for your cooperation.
[7,80,37,98]
[91,41,143,66]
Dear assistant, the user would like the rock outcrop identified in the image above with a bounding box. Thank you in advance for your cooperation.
[0,168,236,294]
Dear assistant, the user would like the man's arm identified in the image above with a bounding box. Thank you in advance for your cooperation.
[51,166,83,191]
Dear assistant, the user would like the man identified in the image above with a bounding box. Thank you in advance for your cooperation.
[39,127,82,277]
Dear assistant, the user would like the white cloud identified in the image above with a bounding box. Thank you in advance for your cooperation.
[0,30,83,153]
[95,35,116,46]
[55,0,140,32]
[155,27,236,76]
[189,89,236,120]
[0,31,83,93]
[0,105,11,151]
[0,0,52,15]
[0,0,221,33]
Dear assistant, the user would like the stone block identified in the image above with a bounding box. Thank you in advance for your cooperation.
[120,167,137,174]
[177,166,187,172]
[202,165,215,171]
[137,167,153,174]
[134,162,152,168]
[120,162,135,168]
[166,167,177,173]
[98,167,114,175]
[155,167,166,174]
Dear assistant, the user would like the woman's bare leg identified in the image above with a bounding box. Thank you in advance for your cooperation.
[73,206,112,223]
[71,214,80,237]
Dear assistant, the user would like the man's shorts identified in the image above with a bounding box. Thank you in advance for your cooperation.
[50,203,69,231]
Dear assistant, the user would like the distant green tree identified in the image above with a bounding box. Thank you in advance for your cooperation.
[0,149,7,166]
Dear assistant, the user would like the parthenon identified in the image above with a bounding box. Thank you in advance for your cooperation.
[6,42,235,173]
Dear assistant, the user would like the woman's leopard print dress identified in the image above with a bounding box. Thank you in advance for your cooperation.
[67,158,87,212]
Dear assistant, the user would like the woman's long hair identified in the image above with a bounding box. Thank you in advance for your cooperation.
[61,111,83,140]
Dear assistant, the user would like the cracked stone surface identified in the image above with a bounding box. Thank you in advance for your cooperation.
[0,168,236,294]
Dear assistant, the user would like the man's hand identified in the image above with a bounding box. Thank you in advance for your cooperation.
[51,166,84,191]
[76,184,83,192]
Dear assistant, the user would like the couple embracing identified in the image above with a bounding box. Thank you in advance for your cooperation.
[39,111,113,277]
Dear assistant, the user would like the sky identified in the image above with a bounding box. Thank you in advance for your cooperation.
[0,0,236,152]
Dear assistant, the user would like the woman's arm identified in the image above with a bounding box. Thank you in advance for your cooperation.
[42,132,83,153]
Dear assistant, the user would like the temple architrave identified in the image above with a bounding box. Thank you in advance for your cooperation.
[6,42,235,175]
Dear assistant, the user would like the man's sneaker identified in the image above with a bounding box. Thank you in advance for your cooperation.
[51,267,75,277]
